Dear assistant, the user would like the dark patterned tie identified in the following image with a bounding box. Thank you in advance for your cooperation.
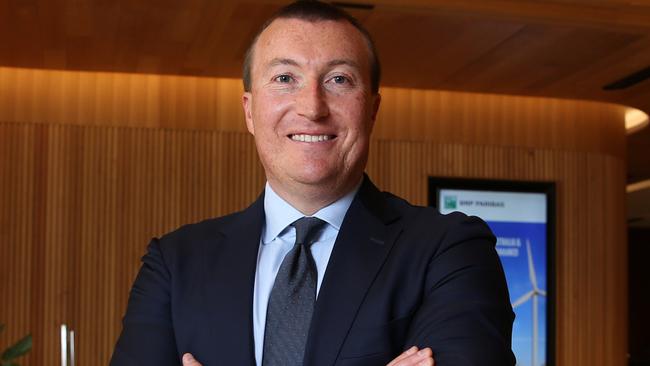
[263,217,327,366]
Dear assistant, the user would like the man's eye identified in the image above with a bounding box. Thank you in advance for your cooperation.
[275,75,293,83]
[332,75,348,84]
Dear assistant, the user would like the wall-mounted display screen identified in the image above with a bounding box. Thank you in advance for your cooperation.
[429,178,555,366]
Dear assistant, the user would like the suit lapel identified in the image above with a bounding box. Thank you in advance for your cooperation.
[202,194,264,366]
[304,178,402,366]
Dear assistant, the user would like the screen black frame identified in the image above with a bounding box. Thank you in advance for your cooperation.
[428,176,556,366]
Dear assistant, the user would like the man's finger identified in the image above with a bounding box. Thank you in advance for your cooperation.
[389,347,434,366]
[387,346,419,366]
[182,353,202,366]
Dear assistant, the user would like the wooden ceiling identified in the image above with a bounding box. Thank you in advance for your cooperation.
[1,0,649,181]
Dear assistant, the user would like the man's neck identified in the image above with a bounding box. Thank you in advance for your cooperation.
[266,176,363,216]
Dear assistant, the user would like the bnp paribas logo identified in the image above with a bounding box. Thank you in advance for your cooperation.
[443,195,457,209]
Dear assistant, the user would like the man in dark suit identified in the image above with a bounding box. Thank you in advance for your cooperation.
[110,2,515,366]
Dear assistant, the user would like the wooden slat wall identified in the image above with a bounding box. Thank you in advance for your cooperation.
[0,67,627,366]
[0,66,627,158]
[0,67,246,131]
[0,123,266,365]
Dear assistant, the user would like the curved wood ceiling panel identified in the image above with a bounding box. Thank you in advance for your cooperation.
[1,1,649,105]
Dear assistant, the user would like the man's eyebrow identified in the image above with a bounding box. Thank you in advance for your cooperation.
[265,58,359,69]
[327,59,360,68]
[267,58,300,67]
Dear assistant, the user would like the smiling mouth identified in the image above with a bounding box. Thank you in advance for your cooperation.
[288,134,336,142]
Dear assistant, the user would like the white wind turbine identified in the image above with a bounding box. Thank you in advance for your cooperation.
[512,240,546,366]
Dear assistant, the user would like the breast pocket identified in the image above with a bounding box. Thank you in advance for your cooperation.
[338,313,413,363]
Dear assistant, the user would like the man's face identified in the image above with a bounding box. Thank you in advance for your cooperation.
[242,18,380,202]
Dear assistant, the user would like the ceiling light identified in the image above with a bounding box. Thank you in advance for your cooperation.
[626,108,649,134]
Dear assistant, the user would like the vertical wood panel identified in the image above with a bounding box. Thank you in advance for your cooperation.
[0,67,247,131]
[0,123,265,365]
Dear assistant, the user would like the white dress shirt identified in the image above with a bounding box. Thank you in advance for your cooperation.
[252,182,360,365]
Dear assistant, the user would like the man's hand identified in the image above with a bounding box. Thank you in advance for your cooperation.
[181,347,434,366]
[182,353,202,366]
[387,346,435,366]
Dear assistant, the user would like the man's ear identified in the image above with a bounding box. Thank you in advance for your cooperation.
[242,92,255,135]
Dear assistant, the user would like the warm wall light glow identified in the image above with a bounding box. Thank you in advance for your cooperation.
[626,108,649,134]
[627,179,650,193]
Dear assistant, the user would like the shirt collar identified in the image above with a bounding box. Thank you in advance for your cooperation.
[262,180,361,244]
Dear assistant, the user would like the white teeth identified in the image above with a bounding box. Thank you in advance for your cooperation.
[291,134,332,142]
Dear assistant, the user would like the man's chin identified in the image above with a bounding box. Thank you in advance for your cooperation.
[291,171,361,196]
[284,170,341,191]
[291,173,336,188]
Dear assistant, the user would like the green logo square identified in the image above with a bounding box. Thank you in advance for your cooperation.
[444,195,457,209]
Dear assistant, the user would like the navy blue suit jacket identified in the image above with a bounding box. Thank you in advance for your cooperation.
[110,177,515,365]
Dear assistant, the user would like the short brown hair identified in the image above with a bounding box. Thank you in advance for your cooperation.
[242,1,381,94]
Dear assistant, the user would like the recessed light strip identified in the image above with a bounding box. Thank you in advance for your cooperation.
[604,65,650,91]
[627,179,650,193]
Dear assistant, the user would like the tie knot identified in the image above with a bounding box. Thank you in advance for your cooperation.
[292,217,326,247]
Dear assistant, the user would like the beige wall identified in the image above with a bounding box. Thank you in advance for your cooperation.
[0,66,627,365]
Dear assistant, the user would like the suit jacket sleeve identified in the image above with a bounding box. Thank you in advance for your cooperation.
[405,213,516,365]
[110,238,180,366]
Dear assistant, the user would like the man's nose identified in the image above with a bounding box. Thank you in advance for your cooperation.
[296,82,329,121]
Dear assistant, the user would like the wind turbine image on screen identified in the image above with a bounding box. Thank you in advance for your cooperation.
[512,240,546,366]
